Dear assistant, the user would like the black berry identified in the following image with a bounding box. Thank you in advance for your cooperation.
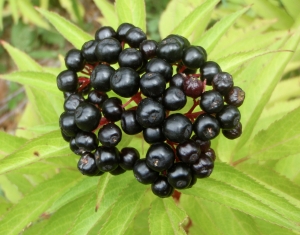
[98,123,122,147]
[193,113,220,141]
[167,162,192,189]
[119,147,140,170]
[75,102,101,132]
[151,176,174,198]
[133,159,159,184]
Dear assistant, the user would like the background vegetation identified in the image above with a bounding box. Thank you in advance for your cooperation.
[0,0,300,234]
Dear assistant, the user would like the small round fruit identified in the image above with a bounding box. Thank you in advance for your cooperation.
[176,139,201,164]
[65,49,85,72]
[95,38,122,64]
[110,67,140,97]
[64,93,84,112]
[200,90,224,114]
[87,90,108,107]
[216,105,241,129]
[118,48,143,70]
[163,86,186,111]
[200,61,222,85]
[143,126,166,144]
[75,102,101,132]
[125,27,147,48]
[95,26,117,40]
[59,111,79,137]
[183,76,203,99]
[212,72,234,95]
[98,123,122,147]
[136,98,165,128]
[140,72,166,98]
[133,159,159,184]
[57,70,78,92]
[139,40,157,59]
[121,110,143,135]
[116,23,135,41]
[90,64,115,92]
[222,121,242,139]
[77,152,100,176]
[163,113,192,143]
[156,37,183,63]
[167,162,192,189]
[182,46,206,69]
[146,58,173,82]
[151,176,174,198]
[119,147,140,170]
[75,131,99,152]
[193,113,220,141]
[191,154,214,178]
[146,143,175,172]
[224,86,245,107]
[95,146,120,172]
[81,40,98,63]
[101,97,123,122]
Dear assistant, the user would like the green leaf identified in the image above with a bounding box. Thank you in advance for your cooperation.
[159,0,206,39]
[181,195,298,235]
[218,49,277,72]
[149,198,187,235]
[0,41,43,72]
[98,180,148,235]
[8,0,19,24]
[232,30,300,161]
[0,171,82,235]
[193,6,250,53]
[171,0,219,39]
[281,0,300,21]
[94,0,118,29]
[237,163,300,210]
[243,0,293,29]
[0,131,27,157]
[248,107,300,161]
[182,162,300,231]
[95,173,112,212]
[0,130,69,175]
[17,0,50,30]
[47,176,99,213]
[36,8,93,49]
[66,172,133,234]
[0,175,23,203]
[124,208,150,235]
[0,0,5,30]
[115,0,146,32]
[0,71,59,95]
[274,153,300,184]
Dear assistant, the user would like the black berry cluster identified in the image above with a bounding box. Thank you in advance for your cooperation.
[57,23,245,198]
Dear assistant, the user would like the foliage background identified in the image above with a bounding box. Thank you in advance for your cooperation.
[0,0,300,234]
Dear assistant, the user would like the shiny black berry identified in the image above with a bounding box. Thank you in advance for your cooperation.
[200,90,224,114]
[151,176,174,198]
[156,37,183,63]
[216,105,241,129]
[119,147,140,170]
[204,148,216,161]
[95,38,122,64]
[59,111,79,137]
[140,72,166,98]
[146,58,173,82]
[98,123,122,147]
[90,64,115,92]
[146,143,175,172]
[110,67,140,97]
[64,93,84,111]
[182,46,206,69]
[163,113,192,143]
[116,23,135,41]
[57,70,78,92]
[212,72,234,95]
[69,137,82,155]
[75,102,101,132]
[139,40,157,59]
[224,86,245,107]
[170,73,186,90]
[222,121,242,139]
[133,159,159,184]
[191,154,214,178]
[167,162,192,189]
[136,98,165,128]
[143,126,166,144]
[162,86,186,111]
[110,166,126,175]
[121,109,143,135]
[193,113,220,141]
[125,27,147,48]
[200,61,222,85]
[191,135,211,152]
[95,26,117,40]
[77,152,100,176]
[81,40,98,63]
[118,48,143,70]
[101,97,123,122]
[166,34,190,49]
[65,49,85,72]
[95,146,120,172]
[176,139,201,164]
[87,90,108,107]
[75,131,99,152]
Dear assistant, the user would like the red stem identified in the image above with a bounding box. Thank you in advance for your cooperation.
[186,99,199,114]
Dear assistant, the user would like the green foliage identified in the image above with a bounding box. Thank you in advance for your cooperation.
[1,0,300,234]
